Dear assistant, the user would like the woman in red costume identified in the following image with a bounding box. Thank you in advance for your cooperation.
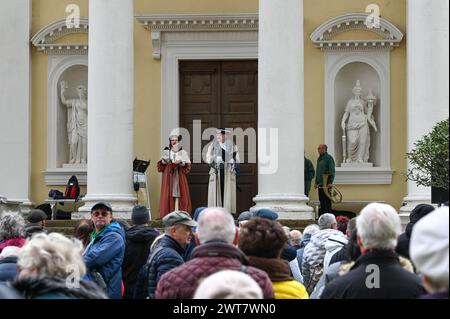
[157,134,192,218]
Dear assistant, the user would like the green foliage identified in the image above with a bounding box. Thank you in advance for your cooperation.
[406,118,449,190]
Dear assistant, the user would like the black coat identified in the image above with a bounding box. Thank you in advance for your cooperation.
[396,204,435,259]
[281,244,297,262]
[24,224,47,239]
[146,235,185,299]
[321,250,425,299]
[122,225,159,299]
[13,276,107,299]
[329,244,349,265]
[395,232,410,259]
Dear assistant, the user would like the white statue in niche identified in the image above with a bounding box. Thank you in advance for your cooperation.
[341,80,377,165]
[60,81,88,164]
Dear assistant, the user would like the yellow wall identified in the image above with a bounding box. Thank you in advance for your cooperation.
[31,0,406,218]
[303,0,407,212]
[31,0,89,210]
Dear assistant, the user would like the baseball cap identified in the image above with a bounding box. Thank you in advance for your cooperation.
[91,201,113,213]
[163,211,197,227]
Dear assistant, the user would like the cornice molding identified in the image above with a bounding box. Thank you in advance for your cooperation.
[136,13,258,59]
[31,18,88,55]
[310,13,404,51]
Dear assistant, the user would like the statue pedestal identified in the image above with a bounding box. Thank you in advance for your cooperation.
[62,163,87,170]
[341,162,373,168]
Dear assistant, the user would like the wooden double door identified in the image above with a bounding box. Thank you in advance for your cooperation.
[179,60,258,214]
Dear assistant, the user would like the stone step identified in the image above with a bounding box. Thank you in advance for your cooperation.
[44,219,316,237]
[45,227,76,236]
[45,219,164,229]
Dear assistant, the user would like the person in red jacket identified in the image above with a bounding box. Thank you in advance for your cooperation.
[155,207,274,299]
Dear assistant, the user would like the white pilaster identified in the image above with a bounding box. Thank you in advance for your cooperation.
[252,0,313,219]
[78,0,136,218]
[0,0,32,213]
[400,0,449,225]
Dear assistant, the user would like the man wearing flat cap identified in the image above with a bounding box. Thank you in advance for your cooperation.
[83,202,125,299]
[206,128,240,215]
[24,209,48,238]
[144,211,196,299]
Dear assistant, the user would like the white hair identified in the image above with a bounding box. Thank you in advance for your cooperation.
[303,224,320,236]
[17,232,86,278]
[0,212,25,240]
[318,213,336,230]
[197,207,236,244]
[357,203,401,250]
[193,270,263,299]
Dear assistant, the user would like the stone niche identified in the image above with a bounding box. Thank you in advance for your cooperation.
[31,18,89,185]
[310,13,404,184]
[334,62,380,167]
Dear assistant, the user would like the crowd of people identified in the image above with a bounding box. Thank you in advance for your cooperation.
[0,201,448,299]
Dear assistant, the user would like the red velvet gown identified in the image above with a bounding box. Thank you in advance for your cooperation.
[157,160,192,218]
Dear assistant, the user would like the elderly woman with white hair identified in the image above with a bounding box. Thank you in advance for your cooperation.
[12,233,107,299]
[0,212,26,253]
[321,203,425,299]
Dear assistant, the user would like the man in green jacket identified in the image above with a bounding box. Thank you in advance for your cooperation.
[304,155,315,197]
[315,144,336,216]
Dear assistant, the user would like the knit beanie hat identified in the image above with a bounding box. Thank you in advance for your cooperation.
[131,205,150,225]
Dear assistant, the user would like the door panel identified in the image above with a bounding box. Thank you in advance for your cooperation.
[179,60,258,214]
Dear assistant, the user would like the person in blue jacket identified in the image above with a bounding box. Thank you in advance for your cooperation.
[83,201,125,299]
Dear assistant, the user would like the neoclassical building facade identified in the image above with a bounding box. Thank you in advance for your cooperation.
[0,0,448,223]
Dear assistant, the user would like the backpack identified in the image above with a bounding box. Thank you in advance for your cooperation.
[306,264,324,295]
[64,175,80,199]
[48,189,64,200]
[133,246,164,299]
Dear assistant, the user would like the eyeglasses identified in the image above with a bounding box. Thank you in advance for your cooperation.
[92,211,110,217]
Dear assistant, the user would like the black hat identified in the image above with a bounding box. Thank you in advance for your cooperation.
[216,128,231,135]
[27,209,48,223]
[132,205,150,225]
[91,201,113,213]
